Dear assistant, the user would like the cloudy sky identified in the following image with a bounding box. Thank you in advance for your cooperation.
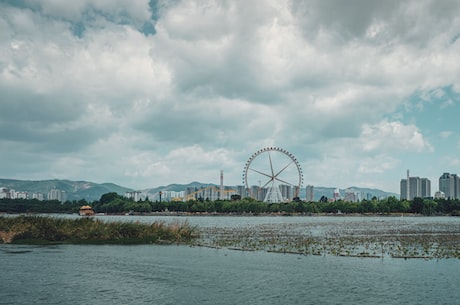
[1,0,460,193]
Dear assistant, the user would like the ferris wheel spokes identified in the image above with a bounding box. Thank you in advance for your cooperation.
[274,176,296,187]
[268,151,275,177]
[247,167,275,189]
[274,160,294,179]
[261,176,275,189]
[248,167,272,179]
[249,162,295,189]
[243,147,303,203]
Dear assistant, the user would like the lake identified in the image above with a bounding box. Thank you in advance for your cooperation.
[1,215,460,304]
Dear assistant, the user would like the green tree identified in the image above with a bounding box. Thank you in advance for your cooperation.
[377,199,390,214]
[422,199,437,215]
[359,199,376,213]
[99,192,121,204]
[411,197,424,214]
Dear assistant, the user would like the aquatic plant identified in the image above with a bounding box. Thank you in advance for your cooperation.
[196,219,460,259]
[0,216,198,245]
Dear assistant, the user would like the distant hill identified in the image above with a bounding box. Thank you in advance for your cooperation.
[0,178,399,202]
[311,186,399,201]
[0,178,133,202]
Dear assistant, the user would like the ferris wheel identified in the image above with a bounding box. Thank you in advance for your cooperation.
[242,147,303,203]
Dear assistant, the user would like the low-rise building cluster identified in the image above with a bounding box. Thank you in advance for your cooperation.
[0,187,66,203]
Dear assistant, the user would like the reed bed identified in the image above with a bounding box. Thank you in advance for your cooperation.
[196,219,460,259]
[0,216,199,245]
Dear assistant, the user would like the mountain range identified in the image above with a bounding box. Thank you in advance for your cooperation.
[0,178,133,202]
[0,178,399,202]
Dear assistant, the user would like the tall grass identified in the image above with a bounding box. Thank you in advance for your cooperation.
[0,216,199,245]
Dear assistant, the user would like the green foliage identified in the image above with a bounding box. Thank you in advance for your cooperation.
[2,192,460,216]
[0,198,80,213]
[99,192,122,204]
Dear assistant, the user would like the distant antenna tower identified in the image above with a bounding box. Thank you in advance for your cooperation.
[220,170,224,200]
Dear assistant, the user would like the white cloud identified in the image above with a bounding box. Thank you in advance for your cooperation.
[440,155,460,168]
[361,120,433,153]
[358,156,400,174]
[1,0,460,192]
[440,99,454,109]
[440,131,453,139]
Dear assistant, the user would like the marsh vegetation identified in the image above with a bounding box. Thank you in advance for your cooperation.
[0,215,198,245]
[196,218,460,259]
[1,215,459,260]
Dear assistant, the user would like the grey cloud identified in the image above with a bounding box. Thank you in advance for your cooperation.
[131,101,242,146]
[290,0,399,39]
[0,0,456,190]
[0,84,110,153]
[290,0,460,46]
[0,121,100,153]
[0,86,84,124]
[152,1,291,104]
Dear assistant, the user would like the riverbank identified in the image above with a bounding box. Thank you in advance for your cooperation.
[2,214,459,260]
[0,215,198,245]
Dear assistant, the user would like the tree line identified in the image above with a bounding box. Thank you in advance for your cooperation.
[1,192,460,216]
[0,198,83,214]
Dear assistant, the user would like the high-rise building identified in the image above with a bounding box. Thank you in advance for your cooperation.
[400,172,431,200]
[400,179,408,200]
[420,178,431,198]
[344,189,358,202]
[250,185,265,201]
[48,189,66,203]
[279,184,291,201]
[439,173,460,199]
[333,188,341,201]
[31,192,44,201]
[237,185,247,198]
[409,177,421,200]
[306,185,314,202]
[125,191,142,202]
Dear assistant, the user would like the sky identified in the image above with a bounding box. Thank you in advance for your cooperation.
[1,0,460,194]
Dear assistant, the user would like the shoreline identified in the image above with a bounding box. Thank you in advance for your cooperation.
[0,215,198,245]
[2,214,459,260]
[0,211,449,217]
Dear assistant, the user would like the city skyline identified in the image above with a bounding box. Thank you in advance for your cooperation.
[6,170,460,202]
[1,1,460,194]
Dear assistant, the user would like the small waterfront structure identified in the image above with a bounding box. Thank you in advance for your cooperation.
[79,205,95,216]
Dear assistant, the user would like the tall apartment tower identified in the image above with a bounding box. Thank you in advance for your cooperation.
[306,185,314,202]
[439,173,460,199]
[409,176,421,199]
[400,179,408,200]
[48,189,66,203]
[400,171,431,200]
[420,178,431,198]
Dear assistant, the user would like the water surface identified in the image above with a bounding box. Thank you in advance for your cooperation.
[1,243,459,305]
[1,216,460,304]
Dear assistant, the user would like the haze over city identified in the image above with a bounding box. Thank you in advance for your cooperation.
[1,0,460,194]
